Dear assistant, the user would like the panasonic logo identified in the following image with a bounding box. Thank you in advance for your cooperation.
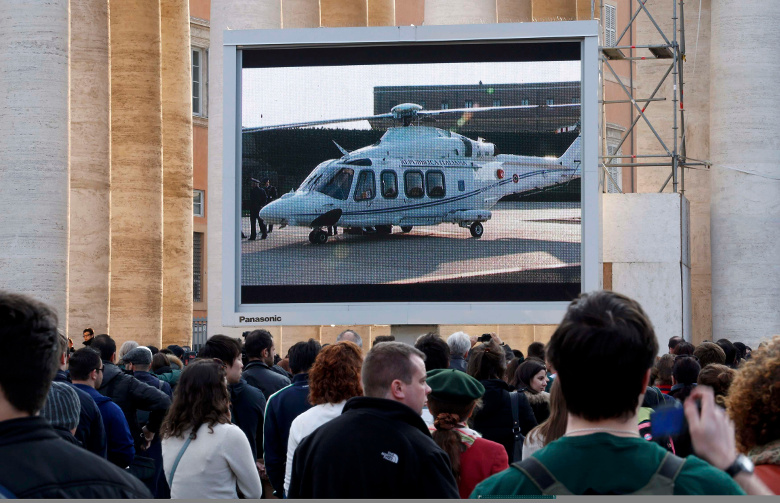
[239,316,281,323]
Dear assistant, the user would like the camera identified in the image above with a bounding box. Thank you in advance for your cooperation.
[478,334,492,343]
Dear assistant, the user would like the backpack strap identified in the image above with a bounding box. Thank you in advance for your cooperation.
[656,452,686,481]
[511,457,558,493]
[167,432,195,487]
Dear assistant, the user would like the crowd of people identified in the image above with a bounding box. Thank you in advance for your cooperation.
[0,289,777,498]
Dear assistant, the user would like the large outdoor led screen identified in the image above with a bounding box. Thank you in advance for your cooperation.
[223,23,600,325]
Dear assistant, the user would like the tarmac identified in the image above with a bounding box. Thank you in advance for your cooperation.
[241,201,581,286]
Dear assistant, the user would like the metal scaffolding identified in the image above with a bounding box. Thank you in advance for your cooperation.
[599,0,709,194]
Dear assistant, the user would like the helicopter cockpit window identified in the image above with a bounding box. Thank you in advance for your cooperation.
[354,170,376,201]
[404,171,424,198]
[426,171,446,198]
[315,167,354,200]
[380,170,398,199]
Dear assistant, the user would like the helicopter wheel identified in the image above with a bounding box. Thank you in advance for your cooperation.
[308,230,318,243]
[376,225,392,235]
[314,229,329,244]
[400,225,413,233]
[470,222,484,238]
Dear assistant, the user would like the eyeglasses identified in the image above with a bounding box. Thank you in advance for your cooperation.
[94,367,104,373]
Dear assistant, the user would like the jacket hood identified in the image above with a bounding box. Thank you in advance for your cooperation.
[229,377,250,398]
[524,390,550,406]
[481,378,512,391]
[244,360,271,371]
[99,362,122,390]
[72,383,112,405]
[54,370,71,383]
[343,396,431,438]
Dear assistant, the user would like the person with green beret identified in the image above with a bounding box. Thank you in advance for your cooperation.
[426,368,509,498]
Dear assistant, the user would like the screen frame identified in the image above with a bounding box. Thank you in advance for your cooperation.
[222,21,601,326]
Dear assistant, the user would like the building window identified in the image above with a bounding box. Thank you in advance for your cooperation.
[441,101,450,110]
[193,190,204,217]
[606,145,623,193]
[193,232,203,302]
[546,98,554,106]
[192,48,204,116]
[521,99,530,106]
[465,100,473,108]
[493,99,501,107]
[605,4,617,47]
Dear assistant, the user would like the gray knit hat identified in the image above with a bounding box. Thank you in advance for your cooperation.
[123,346,153,365]
[41,382,80,431]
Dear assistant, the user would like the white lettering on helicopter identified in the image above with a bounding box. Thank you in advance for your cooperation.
[400,159,470,167]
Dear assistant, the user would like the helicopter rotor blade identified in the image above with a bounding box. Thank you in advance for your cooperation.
[243,113,393,133]
[416,103,580,117]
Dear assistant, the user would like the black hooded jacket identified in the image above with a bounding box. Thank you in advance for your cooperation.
[230,377,267,460]
[98,361,172,450]
[0,417,151,498]
[243,360,291,400]
[288,397,460,499]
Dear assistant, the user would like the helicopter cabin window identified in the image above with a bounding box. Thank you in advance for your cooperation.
[316,167,354,200]
[441,101,450,110]
[458,180,465,191]
[404,171,425,198]
[493,99,501,107]
[465,100,473,108]
[521,99,530,106]
[380,170,398,199]
[426,171,445,198]
[546,98,554,105]
[354,170,376,201]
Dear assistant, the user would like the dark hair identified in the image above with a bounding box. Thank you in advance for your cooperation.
[0,292,60,414]
[197,334,241,365]
[414,333,450,372]
[160,360,231,440]
[467,340,506,381]
[527,342,546,361]
[732,342,747,362]
[514,359,547,393]
[654,354,675,386]
[505,357,522,385]
[83,328,94,336]
[512,349,525,361]
[308,341,363,405]
[697,363,735,407]
[427,397,479,482]
[362,342,425,398]
[90,334,116,361]
[694,342,726,368]
[152,352,170,372]
[672,355,701,385]
[547,291,657,421]
[372,335,395,346]
[526,378,566,448]
[288,339,322,374]
[244,330,273,359]
[672,341,694,356]
[716,339,738,368]
[147,345,159,355]
[69,347,103,381]
[668,336,681,350]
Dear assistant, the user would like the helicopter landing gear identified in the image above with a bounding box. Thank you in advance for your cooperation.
[470,222,484,238]
[400,225,413,233]
[309,229,329,244]
[376,225,393,235]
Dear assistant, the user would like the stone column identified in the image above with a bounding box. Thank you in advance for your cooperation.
[282,0,320,28]
[69,0,111,338]
[161,0,194,347]
[367,0,394,26]
[321,0,368,27]
[0,0,70,328]
[109,0,164,347]
[207,0,281,339]
[497,0,532,23]
[532,0,577,21]
[424,0,497,24]
[710,0,780,346]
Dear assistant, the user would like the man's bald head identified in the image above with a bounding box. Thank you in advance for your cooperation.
[336,329,362,349]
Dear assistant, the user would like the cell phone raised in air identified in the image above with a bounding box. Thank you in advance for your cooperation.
[478,334,492,343]
[650,399,701,438]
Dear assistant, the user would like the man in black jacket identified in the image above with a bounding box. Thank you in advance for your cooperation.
[249,177,268,240]
[0,291,150,498]
[288,342,459,499]
[90,334,172,453]
[243,329,291,400]
[199,335,267,463]
[54,331,107,458]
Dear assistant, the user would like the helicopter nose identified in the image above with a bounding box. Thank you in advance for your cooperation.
[259,199,287,225]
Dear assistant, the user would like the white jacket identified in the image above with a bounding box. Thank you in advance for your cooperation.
[284,401,346,495]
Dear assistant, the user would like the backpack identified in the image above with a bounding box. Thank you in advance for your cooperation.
[511,451,686,495]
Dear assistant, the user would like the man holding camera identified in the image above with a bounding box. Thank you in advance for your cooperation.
[471,291,771,496]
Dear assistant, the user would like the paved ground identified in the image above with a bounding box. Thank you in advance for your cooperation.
[241,201,581,286]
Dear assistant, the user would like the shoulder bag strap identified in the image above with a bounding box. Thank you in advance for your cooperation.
[509,391,521,434]
[167,432,196,487]
[511,457,566,494]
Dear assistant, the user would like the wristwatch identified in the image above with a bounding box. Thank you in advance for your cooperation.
[724,454,754,478]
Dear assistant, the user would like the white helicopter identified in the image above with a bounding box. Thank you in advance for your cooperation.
[246,103,581,244]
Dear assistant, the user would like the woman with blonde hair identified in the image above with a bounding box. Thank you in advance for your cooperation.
[427,368,508,498]
[161,359,261,499]
[522,378,566,459]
